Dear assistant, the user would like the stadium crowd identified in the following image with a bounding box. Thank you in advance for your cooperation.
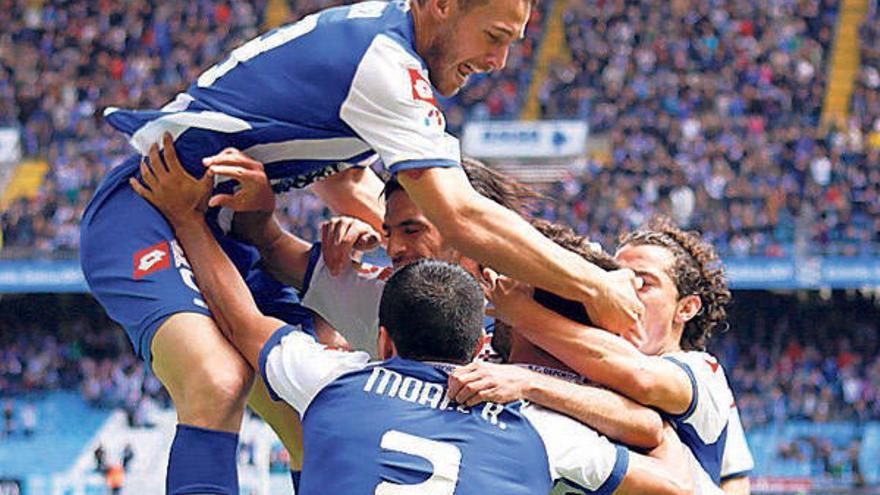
[2,290,879,433]
[528,0,878,257]
[1,0,878,258]
[0,295,167,429]
[713,292,880,429]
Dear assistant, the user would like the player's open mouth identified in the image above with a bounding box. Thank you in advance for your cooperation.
[457,63,474,81]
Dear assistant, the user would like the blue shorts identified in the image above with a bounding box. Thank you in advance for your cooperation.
[80,155,316,365]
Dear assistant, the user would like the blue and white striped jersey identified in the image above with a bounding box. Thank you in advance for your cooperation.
[259,326,629,495]
[664,351,735,485]
[104,1,460,193]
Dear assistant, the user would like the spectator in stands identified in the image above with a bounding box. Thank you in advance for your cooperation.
[94,444,106,473]
[122,444,135,472]
[20,401,35,437]
[2,400,12,436]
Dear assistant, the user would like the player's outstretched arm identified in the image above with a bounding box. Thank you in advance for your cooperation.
[485,271,694,416]
[447,361,663,449]
[131,134,285,370]
[398,166,644,335]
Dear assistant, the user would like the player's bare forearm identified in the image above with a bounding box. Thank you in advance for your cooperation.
[721,476,750,495]
[398,168,601,301]
[515,303,692,415]
[615,448,693,495]
[171,213,285,369]
[232,211,312,288]
[310,166,386,233]
[524,376,663,449]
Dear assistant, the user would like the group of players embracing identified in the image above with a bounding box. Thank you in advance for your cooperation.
[79,0,753,493]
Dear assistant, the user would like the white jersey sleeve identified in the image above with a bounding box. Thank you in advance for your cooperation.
[340,34,461,175]
[665,351,733,444]
[721,406,754,480]
[299,244,387,356]
[521,403,629,494]
[259,325,371,414]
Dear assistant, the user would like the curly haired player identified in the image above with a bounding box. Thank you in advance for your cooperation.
[472,217,748,491]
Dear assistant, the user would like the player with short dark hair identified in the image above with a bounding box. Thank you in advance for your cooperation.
[379,260,483,363]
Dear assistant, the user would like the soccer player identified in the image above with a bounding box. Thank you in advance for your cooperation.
[129,156,696,494]
[473,218,742,489]
[81,0,643,493]
[81,1,643,490]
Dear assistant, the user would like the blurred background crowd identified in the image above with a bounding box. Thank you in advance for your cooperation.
[1,0,878,256]
[0,0,879,488]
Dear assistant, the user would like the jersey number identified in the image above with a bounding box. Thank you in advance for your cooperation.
[375,430,461,495]
[197,14,319,87]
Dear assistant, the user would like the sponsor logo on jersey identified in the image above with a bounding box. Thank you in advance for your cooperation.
[133,241,171,279]
[408,68,437,106]
[424,108,444,128]
[270,161,353,193]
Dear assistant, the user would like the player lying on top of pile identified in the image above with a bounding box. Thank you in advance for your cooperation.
[133,140,696,494]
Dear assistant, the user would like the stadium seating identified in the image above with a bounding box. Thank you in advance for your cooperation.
[0,391,110,490]
[747,420,878,484]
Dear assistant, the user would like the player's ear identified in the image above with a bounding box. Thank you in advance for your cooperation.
[377,326,398,360]
[674,294,701,325]
[428,0,455,20]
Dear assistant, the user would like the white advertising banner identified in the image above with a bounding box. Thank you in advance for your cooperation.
[0,128,21,164]
[462,120,588,158]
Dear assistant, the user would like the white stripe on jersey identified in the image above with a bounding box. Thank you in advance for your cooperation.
[243,137,372,163]
[103,108,253,156]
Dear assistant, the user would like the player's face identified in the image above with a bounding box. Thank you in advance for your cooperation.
[383,190,460,268]
[614,244,681,356]
[425,0,530,96]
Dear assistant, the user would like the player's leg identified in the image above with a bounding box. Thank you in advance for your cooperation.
[150,313,254,494]
[81,170,249,495]
[247,375,304,489]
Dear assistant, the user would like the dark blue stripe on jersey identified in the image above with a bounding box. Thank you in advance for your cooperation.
[677,422,728,484]
[663,356,698,420]
[259,324,300,402]
[388,158,461,175]
[300,242,322,299]
[720,469,751,481]
[599,445,630,495]
[563,444,628,495]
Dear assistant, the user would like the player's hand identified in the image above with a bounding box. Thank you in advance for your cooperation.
[584,269,646,344]
[203,148,275,213]
[130,132,212,225]
[480,268,535,328]
[447,361,533,407]
[320,216,382,276]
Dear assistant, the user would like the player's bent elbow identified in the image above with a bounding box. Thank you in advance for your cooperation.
[629,412,664,450]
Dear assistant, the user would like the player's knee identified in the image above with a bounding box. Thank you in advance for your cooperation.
[176,357,254,429]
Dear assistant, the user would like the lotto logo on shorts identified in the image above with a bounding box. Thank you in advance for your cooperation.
[133,241,171,279]
[408,68,437,107]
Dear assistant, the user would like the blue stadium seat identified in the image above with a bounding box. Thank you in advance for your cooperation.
[0,392,110,479]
